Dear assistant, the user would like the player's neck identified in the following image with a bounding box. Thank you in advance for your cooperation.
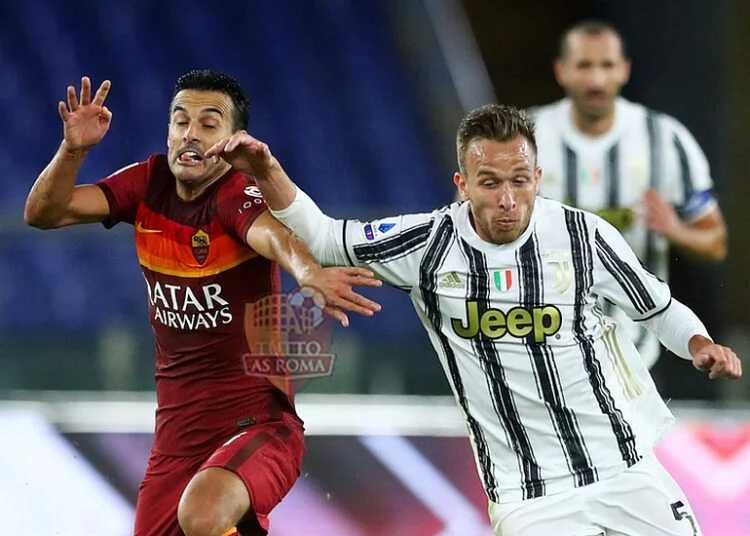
[571,109,615,138]
[176,164,231,201]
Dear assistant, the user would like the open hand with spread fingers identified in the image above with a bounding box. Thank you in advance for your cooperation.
[298,267,383,328]
[59,76,113,153]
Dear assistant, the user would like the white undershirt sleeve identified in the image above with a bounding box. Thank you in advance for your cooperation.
[269,186,351,267]
[638,298,712,360]
[270,186,435,290]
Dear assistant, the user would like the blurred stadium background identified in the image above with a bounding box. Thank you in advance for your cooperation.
[1,0,749,534]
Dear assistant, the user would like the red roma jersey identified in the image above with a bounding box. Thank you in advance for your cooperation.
[98,155,301,456]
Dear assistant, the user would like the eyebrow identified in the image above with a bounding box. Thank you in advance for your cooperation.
[172,105,224,117]
[477,165,531,175]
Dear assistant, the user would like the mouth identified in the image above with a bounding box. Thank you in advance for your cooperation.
[176,148,205,166]
[585,90,608,107]
[495,218,516,231]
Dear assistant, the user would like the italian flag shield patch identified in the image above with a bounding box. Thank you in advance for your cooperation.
[493,269,513,292]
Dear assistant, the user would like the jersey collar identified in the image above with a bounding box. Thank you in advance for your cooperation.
[454,198,540,252]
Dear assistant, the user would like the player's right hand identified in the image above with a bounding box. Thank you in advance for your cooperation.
[58,76,112,153]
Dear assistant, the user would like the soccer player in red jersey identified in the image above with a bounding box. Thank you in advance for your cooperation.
[24,71,382,536]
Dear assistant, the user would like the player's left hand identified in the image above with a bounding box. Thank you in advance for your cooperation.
[205,130,275,177]
[692,343,742,380]
[300,267,383,327]
[642,189,683,240]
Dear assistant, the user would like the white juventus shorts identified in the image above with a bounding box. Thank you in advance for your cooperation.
[488,451,701,536]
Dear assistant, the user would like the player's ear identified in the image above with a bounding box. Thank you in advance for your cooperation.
[621,59,632,85]
[553,58,566,85]
[534,166,543,193]
[454,172,469,201]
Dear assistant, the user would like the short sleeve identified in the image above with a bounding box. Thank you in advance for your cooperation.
[592,217,671,321]
[96,160,149,228]
[663,117,717,221]
[341,214,435,290]
[216,174,269,242]
[269,186,436,290]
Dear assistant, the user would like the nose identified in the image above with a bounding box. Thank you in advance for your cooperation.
[183,122,199,144]
[497,183,516,211]
[588,66,607,89]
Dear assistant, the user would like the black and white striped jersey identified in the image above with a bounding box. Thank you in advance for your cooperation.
[276,194,677,502]
[528,97,717,368]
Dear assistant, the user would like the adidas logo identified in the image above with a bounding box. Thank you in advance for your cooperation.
[439,271,465,289]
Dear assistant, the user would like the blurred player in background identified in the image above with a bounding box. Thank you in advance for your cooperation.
[527,20,727,370]
[209,105,742,535]
[24,70,382,536]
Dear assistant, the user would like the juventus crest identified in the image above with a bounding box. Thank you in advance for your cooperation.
[542,250,572,294]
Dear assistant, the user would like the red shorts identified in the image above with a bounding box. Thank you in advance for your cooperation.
[134,419,305,536]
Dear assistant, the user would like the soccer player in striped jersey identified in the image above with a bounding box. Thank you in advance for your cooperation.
[207,104,741,536]
[24,71,382,536]
[528,20,728,369]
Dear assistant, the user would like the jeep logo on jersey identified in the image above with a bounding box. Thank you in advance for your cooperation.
[451,301,562,343]
[242,286,335,394]
[191,229,210,264]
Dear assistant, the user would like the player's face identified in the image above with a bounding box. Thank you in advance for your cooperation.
[455,136,542,245]
[167,90,235,185]
[555,31,630,121]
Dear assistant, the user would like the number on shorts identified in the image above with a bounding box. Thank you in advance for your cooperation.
[670,501,699,536]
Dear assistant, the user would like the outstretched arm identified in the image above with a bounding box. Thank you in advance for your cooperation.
[206,132,341,262]
[24,77,113,229]
[245,211,382,327]
[205,132,298,212]
[207,131,433,291]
